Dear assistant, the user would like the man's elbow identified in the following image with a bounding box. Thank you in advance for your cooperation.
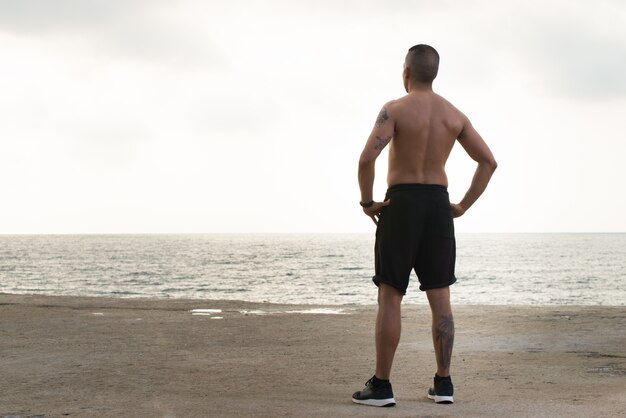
[479,156,498,173]
[359,154,376,169]
[477,157,498,177]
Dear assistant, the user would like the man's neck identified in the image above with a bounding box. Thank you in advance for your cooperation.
[408,82,433,93]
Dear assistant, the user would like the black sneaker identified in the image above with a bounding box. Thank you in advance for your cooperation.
[352,376,396,407]
[427,375,454,404]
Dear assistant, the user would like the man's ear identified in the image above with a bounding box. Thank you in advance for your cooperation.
[402,67,411,92]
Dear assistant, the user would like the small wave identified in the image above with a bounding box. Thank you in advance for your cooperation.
[126,271,153,277]
[202,288,250,294]
[123,279,155,286]
[160,287,189,293]
[109,290,144,296]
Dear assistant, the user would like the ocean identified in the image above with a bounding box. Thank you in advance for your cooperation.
[0,233,624,306]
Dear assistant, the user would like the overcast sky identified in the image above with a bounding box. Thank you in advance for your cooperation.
[1,0,625,234]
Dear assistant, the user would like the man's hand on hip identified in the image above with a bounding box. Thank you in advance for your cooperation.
[450,203,466,218]
[363,200,391,226]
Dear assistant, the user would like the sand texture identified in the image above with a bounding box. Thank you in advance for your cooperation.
[1,294,625,417]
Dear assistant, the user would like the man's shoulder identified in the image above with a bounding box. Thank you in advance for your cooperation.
[433,92,458,109]
[383,95,412,113]
[383,97,403,108]
[433,93,469,121]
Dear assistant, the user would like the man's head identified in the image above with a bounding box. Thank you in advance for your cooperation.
[403,44,440,91]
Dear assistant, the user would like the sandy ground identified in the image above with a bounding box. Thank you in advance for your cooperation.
[0,294,625,418]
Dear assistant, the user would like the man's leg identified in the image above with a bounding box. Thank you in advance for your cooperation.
[426,286,454,377]
[375,283,403,380]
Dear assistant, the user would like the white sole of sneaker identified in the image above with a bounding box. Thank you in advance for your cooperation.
[352,397,396,407]
[427,393,454,404]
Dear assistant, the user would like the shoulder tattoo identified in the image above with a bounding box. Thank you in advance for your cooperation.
[374,135,392,151]
[375,107,389,128]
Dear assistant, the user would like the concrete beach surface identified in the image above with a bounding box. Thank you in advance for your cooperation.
[1,294,625,417]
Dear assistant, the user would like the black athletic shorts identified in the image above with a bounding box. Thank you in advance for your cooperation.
[373,183,457,293]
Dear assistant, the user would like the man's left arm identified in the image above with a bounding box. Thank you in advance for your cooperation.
[358,103,395,225]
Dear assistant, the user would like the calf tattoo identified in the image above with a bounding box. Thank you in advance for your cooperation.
[435,314,455,370]
[375,107,389,127]
[374,135,392,151]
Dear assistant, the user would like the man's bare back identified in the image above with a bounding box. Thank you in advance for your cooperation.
[382,90,464,188]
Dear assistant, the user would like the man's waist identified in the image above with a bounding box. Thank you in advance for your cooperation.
[387,183,448,193]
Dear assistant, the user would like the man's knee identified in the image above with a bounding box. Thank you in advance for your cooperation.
[426,286,450,297]
[426,286,451,313]
[377,283,404,305]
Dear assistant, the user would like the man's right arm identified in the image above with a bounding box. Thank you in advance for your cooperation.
[358,103,395,225]
[452,117,497,217]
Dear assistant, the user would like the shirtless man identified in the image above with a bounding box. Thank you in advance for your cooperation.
[352,44,497,407]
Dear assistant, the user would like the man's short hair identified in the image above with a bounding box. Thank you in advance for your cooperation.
[406,44,440,83]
